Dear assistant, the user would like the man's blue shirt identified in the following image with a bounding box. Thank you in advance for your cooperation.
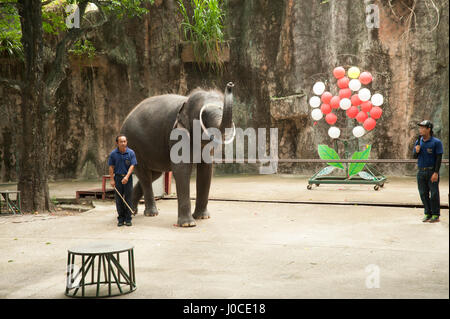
[413,136,443,168]
[108,147,137,175]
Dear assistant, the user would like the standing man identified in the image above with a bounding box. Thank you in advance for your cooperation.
[108,135,137,227]
[413,120,443,223]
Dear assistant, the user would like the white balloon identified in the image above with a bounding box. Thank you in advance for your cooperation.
[309,96,321,108]
[371,93,384,106]
[349,79,361,91]
[313,82,325,95]
[358,88,371,102]
[328,126,341,139]
[339,98,351,110]
[311,108,323,121]
[352,126,366,138]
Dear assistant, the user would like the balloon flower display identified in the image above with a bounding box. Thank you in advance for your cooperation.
[309,66,383,139]
[307,66,387,187]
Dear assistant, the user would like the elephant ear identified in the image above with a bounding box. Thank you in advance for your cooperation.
[173,102,191,132]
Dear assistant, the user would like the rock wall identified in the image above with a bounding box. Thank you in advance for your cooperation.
[0,0,448,181]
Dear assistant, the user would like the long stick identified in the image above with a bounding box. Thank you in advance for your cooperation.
[114,186,137,216]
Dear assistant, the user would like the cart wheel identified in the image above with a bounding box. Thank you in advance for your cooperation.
[374,185,380,191]
[307,184,312,190]
[380,183,384,188]
[315,184,320,187]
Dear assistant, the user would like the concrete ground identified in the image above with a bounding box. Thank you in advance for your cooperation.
[0,175,448,298]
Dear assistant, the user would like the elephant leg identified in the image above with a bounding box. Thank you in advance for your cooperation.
[138,169,160,217]
[193,163,212,220]
[172,163,196,227]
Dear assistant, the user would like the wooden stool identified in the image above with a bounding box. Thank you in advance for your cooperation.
[65,242,136,298]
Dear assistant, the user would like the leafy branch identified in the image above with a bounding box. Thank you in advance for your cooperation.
[178,0,227,71]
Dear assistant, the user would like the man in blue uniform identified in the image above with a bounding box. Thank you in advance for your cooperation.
[413,120,443,223]
[108,135,137,227]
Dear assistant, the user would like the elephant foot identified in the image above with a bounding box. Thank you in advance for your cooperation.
[177,216,196,227]
[144,207,159,217]
[193,209,211,220]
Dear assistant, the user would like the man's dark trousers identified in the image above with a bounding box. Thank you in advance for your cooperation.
[114,175,133,223]
[417,168,440,216]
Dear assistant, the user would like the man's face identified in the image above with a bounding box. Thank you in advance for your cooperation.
[419,126,430,136]
[117,136,127,150]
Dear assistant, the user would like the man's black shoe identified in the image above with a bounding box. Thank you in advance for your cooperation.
[126,221,132,226]
[118,221,124,227]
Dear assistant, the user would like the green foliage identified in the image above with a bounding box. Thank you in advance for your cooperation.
[178,0,227,70]
[0,2,23,59]
[69,39,96,58]
[42,7,68,35]
[317,145,344,170]
[100,0,154,19]
[348,145,371,177]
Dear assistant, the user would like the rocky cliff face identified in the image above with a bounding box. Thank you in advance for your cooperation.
[0,0,448,181]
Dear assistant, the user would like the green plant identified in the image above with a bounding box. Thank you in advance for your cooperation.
[69,39,96,59]
[178,0,227,70]
[0,4,23,59]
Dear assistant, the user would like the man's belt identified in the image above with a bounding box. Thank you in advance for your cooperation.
[418,167,434,171]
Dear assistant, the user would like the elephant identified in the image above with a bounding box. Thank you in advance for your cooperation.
[120,82,235,227]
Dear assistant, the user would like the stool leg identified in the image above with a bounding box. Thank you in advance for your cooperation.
[117,253,120,284]
[66,253,71,295]
[81,255,86,297]
[128,250,132,291]
[106,254,123,294]
[131,249,136,287]
[96,254,102,297]
[107,255,112,295]
[102,255,108,285]
[91,255,95,284]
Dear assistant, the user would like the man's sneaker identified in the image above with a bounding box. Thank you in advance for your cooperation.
[125,221,132,226]
[429,215,440,223]
[422,214,432,222]
[117,221,124,227]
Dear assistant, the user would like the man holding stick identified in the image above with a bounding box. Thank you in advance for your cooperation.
[108,135,137,227]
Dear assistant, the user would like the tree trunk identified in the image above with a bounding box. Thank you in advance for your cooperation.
[17,0,51,213]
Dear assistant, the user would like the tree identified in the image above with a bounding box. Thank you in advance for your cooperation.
[0,0,153,213]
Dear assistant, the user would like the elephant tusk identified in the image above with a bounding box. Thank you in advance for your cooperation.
[199,103,235,145]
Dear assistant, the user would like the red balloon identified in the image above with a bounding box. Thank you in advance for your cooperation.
[337,77,349,89]
[330,96,340,109]
[321,91,333,104]
[325,113,337,125]
[370,106,383,119]
[359,72,373,85]
[320,103,332,115]
[356,111,368,123]
[363,117,376,131]
[361,101,373,113]
[339,88,352,99]
[351,94,361,106]
[333,66,346,79]
[346,106,359,119]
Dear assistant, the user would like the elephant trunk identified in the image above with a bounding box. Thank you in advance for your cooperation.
[219,82,234,134]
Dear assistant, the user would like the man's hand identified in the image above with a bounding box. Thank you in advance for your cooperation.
[415,145,420,153]
[431,172,439,183]
[110,179,115,188]
[122,176,129,184]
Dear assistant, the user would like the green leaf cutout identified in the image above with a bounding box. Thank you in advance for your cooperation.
[318,145,344,169]
[348,145,372,177]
